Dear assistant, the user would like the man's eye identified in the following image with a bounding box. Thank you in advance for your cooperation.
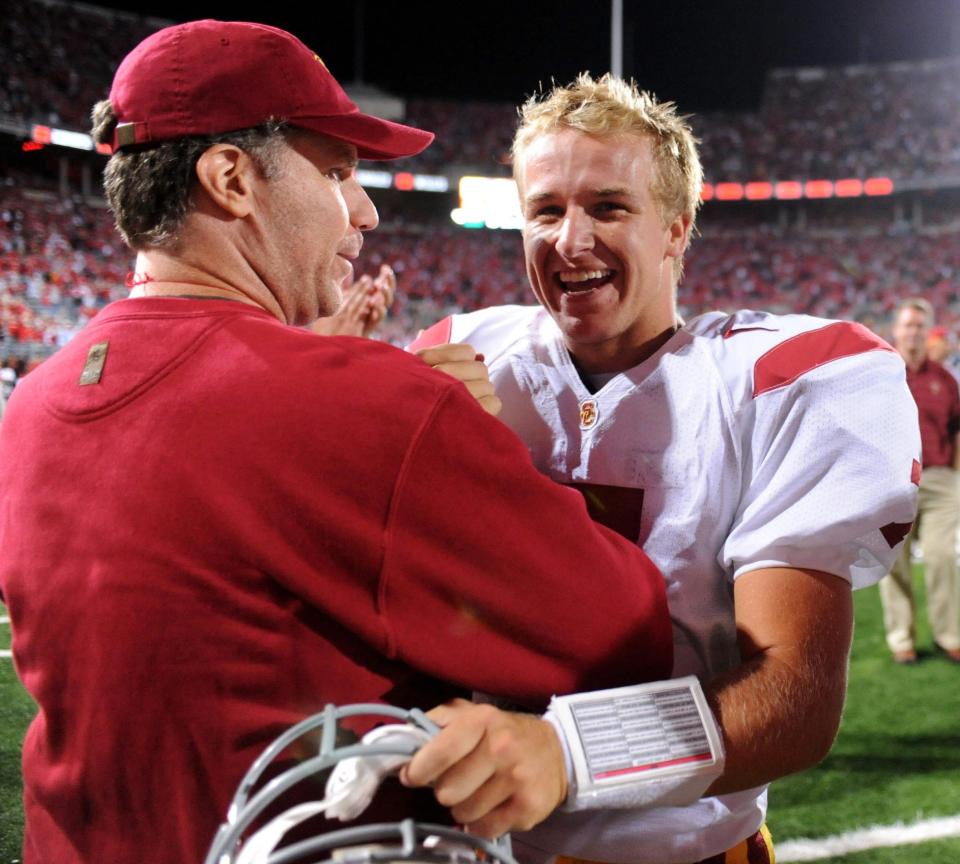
[531,205,563,219]
[595,201,626,213]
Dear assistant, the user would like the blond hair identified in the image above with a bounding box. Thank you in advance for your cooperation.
[512,73,702,278]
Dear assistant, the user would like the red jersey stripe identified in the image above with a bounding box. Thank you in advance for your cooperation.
[407,317,453,352]
[753,322,895,398]
[594,751,713,779]
[880,521,913,548]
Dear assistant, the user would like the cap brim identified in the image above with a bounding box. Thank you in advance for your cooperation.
[296,112,434,160]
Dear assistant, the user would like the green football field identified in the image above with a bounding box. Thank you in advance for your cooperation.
[1,568,959,863]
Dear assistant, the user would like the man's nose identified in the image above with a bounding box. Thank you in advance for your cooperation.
[346,178,379,232]
[555,207,594,259]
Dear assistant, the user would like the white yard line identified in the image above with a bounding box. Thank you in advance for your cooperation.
[0,650,11,659]
[778,815,960,861]
[0,615,10,624]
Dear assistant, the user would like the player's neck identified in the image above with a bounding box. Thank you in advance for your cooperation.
[569,321,681,382]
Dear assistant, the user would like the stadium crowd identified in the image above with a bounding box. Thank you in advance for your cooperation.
[3,185,960,356]
[4,1,960,185]
[3,1,960,360]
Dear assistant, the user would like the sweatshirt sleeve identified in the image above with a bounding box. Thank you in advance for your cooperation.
[380,383,673,708]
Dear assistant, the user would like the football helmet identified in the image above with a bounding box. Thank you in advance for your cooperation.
[204,703,518,864]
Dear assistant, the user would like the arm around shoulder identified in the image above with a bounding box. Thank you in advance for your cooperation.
[380,380,673,707]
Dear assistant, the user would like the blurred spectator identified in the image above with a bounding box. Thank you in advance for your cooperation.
[4,0,960,182]
[878,299,960,665]
[927,325,960,383]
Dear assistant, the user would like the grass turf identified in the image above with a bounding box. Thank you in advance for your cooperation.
[766,572,960,860]
[1,567,959,863]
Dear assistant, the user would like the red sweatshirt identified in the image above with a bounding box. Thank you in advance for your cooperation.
[0,298,671,864]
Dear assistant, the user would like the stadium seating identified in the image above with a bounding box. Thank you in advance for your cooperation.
[2,1,960,357]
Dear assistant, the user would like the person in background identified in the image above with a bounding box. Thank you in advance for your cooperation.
[926,324,960,384]
[879,298,960,664]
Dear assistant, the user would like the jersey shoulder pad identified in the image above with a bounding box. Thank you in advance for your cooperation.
[687,309,898,400]
[408,305,543,363]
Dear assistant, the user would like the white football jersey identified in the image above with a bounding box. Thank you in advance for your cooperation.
[411,306,920,863]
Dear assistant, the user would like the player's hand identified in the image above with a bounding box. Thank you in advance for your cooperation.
[399,699,567,838]
[414,343,502,416]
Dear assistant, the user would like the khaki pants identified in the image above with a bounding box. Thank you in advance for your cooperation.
[879,466,960,653]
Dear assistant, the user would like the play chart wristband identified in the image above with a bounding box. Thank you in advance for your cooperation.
[546,676,725,811]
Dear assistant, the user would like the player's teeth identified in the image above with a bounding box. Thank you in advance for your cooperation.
[558,270,611,283]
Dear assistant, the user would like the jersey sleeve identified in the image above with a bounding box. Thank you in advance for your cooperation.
[406,306,541,360]
[380,382,674,707]
[407,318,453,352]
[722,342,920,588]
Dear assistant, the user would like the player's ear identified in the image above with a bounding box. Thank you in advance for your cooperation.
[194,143,257,219]
[665,212,692,260]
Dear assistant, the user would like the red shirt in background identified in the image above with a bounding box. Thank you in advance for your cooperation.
[906,358,960,467]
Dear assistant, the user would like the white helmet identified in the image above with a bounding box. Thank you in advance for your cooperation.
[205,703,518,864]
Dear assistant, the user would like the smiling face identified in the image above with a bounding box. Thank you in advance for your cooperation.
[518,128,690,373]
[256,131,379,326]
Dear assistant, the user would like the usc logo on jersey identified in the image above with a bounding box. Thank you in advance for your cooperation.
[579,399,598,430]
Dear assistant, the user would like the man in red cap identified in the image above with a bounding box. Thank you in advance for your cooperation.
[0,20,673,864]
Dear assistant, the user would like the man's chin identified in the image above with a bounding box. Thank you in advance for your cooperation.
[317,284,344,319]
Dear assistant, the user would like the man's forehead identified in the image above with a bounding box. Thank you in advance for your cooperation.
[896,308,928,324]
[519,128,655,196]
[290,129,358,164]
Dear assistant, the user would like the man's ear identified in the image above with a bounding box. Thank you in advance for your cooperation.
[194,143,257,218]
[665,212,692,260]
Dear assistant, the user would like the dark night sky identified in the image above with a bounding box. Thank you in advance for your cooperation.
[94,0,960,111]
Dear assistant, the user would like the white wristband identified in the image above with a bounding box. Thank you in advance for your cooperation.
[548,676,725,811]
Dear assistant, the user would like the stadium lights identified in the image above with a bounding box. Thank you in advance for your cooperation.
[452,177,524,230]
[804,180,833,198]
[24,119,895,207]
[715,183,744,201]
[745,182,773,200]
[835,179,864,197]
[393,172,415,191]
[774,181,804,199]
[696,176,894,203]
[864,177,894,196]
[356,169,393,189]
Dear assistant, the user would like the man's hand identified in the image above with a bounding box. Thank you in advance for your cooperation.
[311,264,397,338]
[413,343,502,416]
[399,699,567,838]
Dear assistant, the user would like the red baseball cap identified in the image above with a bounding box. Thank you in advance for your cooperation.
[108,19,434,160]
